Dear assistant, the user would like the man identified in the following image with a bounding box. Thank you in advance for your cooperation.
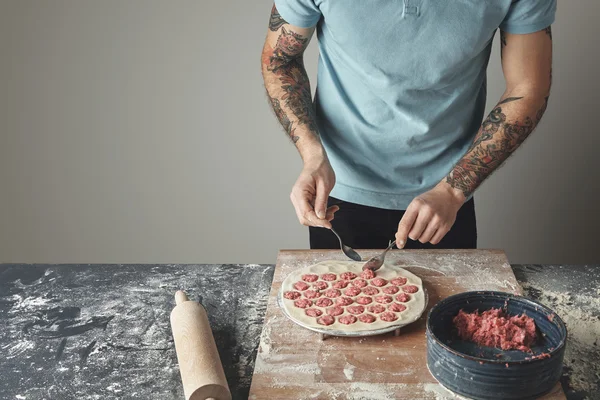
[261,1,554,250]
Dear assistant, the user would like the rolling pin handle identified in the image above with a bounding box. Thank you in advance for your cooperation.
[175,290,190,305]
[171,291,231,400]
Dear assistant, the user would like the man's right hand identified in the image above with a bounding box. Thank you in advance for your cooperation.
[290,156,338,229]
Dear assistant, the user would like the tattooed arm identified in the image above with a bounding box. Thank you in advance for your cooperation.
[445,27,553,198]
[262,5,321,154]
[262,5,338,228]
[395,27,553,247]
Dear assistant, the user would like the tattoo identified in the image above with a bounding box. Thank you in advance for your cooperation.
[544,27,553,90]
[270,98,292,133]
[268,27,309,72]
[465,106,505,152]
[536,96,549,121]
[446,98,548,197]
[498,97,523,105]
[277,61,318,133]
[269,97,300,143]
[264,26,317,143]
[269,5,286,32]
[500,30,507,48]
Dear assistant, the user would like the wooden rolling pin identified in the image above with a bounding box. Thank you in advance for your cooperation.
[170,290,231,400]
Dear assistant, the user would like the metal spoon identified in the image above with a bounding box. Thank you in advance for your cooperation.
[330,228,362,261]
[362,240,396,271]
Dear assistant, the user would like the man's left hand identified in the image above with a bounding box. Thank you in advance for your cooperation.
[395,183,466,248]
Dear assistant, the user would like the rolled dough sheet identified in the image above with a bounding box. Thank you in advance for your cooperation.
[280,260,426,332]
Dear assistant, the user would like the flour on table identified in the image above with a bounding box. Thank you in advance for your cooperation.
[423,383,470,399]
[521,282,600,394]
[343,362,355,380]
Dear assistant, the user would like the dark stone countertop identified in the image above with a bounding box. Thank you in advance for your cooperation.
[0,264,598,400]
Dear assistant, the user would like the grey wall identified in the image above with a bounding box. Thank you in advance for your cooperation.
[0,1,597,264]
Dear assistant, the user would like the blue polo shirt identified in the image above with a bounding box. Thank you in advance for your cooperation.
[274,0,556,210]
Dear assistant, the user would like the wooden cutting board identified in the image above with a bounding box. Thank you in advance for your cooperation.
[249,249,566,400]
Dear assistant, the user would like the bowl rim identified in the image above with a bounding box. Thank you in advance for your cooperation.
[426,290,568,364]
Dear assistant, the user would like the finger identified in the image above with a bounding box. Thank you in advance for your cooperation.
[430,227,448,245]
[290,192,309,226]
[314,217,332,229]
[325,210,336,222]
[408,209,432,242]
[396,205,419,249]
[302,206,326,227]
[325,204,340,219]
[315,180,332,219]
[291,190,315,226]
[327,205,340,214]
[298,193,333,228]
[419,220,439,244]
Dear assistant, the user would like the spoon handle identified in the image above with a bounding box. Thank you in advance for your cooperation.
[380,240,396,259]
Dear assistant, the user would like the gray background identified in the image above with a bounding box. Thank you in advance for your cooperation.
[0,1,597,264]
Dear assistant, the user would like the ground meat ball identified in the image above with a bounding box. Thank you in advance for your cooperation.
[344,287,362,297]
[375,295,393,304]
[302,274,319,282]
[383,286,399,294]
[388,303,407,312]
[358,314,376,323]
[371,278,388,287]
[362,286,380,295]
[339,315,358,325]
[380,312,398,322]
[283,291,301,300]
[352,279,368,288]
[326,306,344,316]
[341,272,357,280]
[360,269,376,279]
[305,308,322,317]
[347,305,365,315]
[303,290,321,299]
[321,273,337,281]
[336,297,354,306]
[453,308,537,352]
[293,281,310,291]
[403,285,419,294]
[313,281,329,290]
[391,277,408,286]
[317,315,335,326]
[315,298,333,307]
[333,280,349,289]
[324,289,342,298]
[367,304,386,314]
[294,299,312,308]
[356,296,373,305]
[396,293,411,303]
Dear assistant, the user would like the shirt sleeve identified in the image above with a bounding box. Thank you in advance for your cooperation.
[274,0,321,28]
[500,0,557,34]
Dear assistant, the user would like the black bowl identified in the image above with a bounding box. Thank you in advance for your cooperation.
[426,291,567,400]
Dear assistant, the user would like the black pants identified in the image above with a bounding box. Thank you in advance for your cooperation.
[310,197,477,250]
